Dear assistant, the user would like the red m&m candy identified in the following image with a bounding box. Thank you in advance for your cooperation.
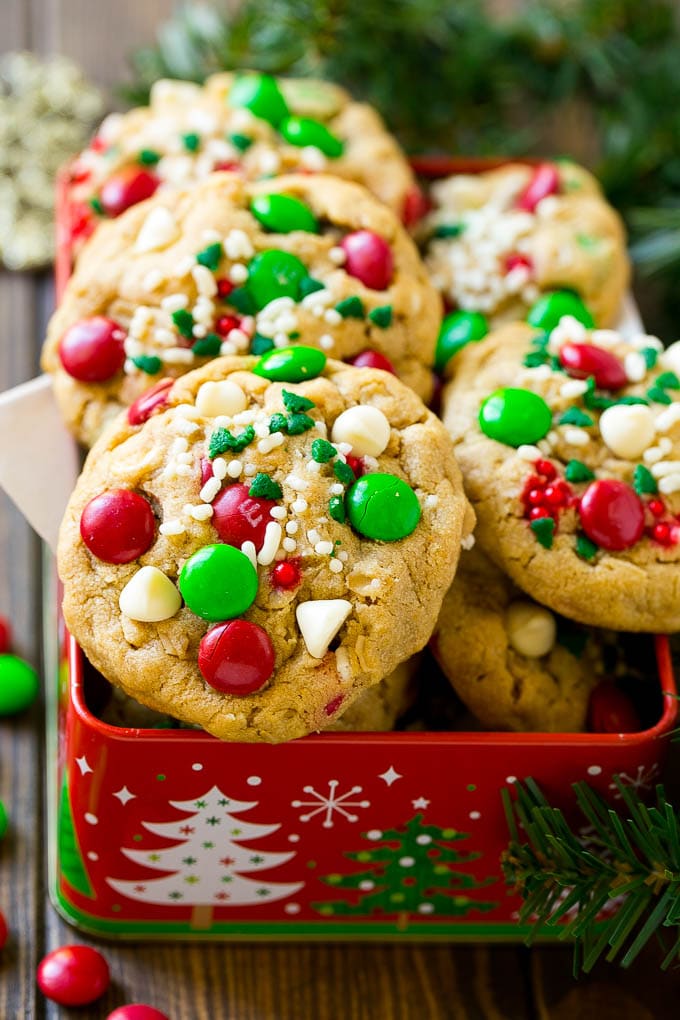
[212,483,277,551]
[59,316,126,382]
[559,342,627,391]
[80,490,156,564]
[588,680,641,734]
[348,350,396,374]
[106,1007,170,1020]
[579,480,644,551]
[402,185,430,227]
[0,616,11,654]
[127,378,174,426]
[198,620,275,694]
[0,908,7,950]
[515,162,560,213]
[341,231,393,290]
[99,167,160,217]
[37,945,110,1006]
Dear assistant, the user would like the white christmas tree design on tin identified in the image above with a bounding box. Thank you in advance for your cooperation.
[107,785,302,927]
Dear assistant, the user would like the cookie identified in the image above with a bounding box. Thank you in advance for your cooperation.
[421,160,628,334]
[432,548,602,731]
[58,353,473,742]
[43,172,441,446]
[442,318,680,631]
[66,72,419,253]
[99,657,418,733]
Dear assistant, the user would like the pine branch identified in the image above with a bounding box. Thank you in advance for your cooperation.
[502,777,680,972]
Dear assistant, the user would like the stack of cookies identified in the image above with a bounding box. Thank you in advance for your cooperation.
[44,71,676,741]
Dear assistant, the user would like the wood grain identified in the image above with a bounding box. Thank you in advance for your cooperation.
[0,3,678,1017]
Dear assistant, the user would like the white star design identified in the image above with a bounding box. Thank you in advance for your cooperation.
[113,786,136,805]
[75,755,92,776]
[378,766,403,787]
[412,797,430,809]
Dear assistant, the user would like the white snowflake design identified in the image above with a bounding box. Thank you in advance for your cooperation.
[291,780,370,828]
[608,764,660,799]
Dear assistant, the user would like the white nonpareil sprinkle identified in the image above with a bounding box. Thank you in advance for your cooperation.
[282,538,297,553]
[655,404,680,432]
[258,148,281,175]
[590,329,621,348]
[315,540,334,556]
[424,494,439,509]
[257,522,282,565]
[270,506,287,520]
[563,427,590,447]
[228,262,248,284]
[135,207,179,253]
[154,327,176,347]
[226,459,242,478]
[211,458,228,480]
[186,504,214,522]
[319,334,335,350]
[516,444,542,461]
[170,437,189,453]
[330,482,344,496]
[560,379,589,399]
[244,463,257,476]
[301,288,334,311]
[142,268,164,292]
[292,498,308,513]
[170,417,200,436]
[192,324,208,339]
[658,472,680,494]
[159,520,186,536]
[651,460,680,478]
[162,348,195,365]
[224,228,254,261]
[306,460,321,474]
[338,551,349,562]
[257,436,276,454]
[286,474,309,492]
[269,431,285,448]
[461,533,476,550]
[324,309,342,326]
[285,520,299,535]
[370,579,381,590]
[220,341,237,356]
[298,145,327,171]
[329,559,344,573]
[240,541,257,572]
[200,477,222,503]
[624,351,647,383]
[643,438,673,464]
[192,263,218,297]
[174,254,195,278]
[328,245,346,265]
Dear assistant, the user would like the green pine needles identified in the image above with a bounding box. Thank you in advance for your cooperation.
[502,777,680,972]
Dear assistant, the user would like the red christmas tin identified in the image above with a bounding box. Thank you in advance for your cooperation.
[48,157,678,940]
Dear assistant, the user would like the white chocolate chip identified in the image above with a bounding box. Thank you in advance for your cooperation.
[119,567,182,622]
[135,207,179,253]
[331,406,391,458]
[599,404,656,460]
[195,380,248,418]
[296,599,352,658]
[506,601,556,658]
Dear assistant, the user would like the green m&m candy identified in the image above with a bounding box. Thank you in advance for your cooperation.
[250,194,319,234]
[228,73,289,127]
[247,249,309,309]
[346,473,421,541]
[179,544,258,622]
[479,388,552,447]
[253,345,327,382]
[434,310,489,374]
[279,116,344,158]
[0,799,7,839]
[0,654,39,715]
[526,290,594,332]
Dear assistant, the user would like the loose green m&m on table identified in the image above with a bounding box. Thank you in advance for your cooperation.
[179,544,258,622]
[0,654,39,715]
[0,799,7,839]
[279,116,344,158]
[228,73,289,127]
[346,473,421,541]
[479,388,552,447]
[526,290,594,331]
[250,194,319,234]
[247,249,309,309]
[254,345,327,382]
[434,310,489,374]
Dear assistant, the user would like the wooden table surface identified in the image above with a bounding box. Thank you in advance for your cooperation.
[1,2,679,1016]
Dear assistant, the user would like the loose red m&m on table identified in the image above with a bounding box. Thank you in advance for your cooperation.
[59,316,126,382]
[479,388,552,447]
[0,799,7,840]
[107,1007,170,1020]
[127,378,174,426]
[80,490,156,564]
[179,544,258,621]
[346,473,421,541]
[0,909,7,950]
[559,342,627,390]
[348,350,396,374]
[0,655,39,715]
[341,231,393,290]
[579,479,645,551]
[37,945,110,1006]
[212,483,277,551]
[588,680,641,733]
[0,615,11,654]
[515,162,560,213]
[198,619,275,694]
[99,167,159,217]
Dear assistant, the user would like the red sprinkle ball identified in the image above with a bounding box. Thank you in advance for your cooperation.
[515,162,560,214]
[271,559,301,590]
[37,945,110,1007]
[521,460,574,530]
[216,314,241,336]
[80,490,156,564]
[127,378,174,426]
[216,278,235,300]
[198,620,275,694]
[348,350,396,374]
[59,316,126,382]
